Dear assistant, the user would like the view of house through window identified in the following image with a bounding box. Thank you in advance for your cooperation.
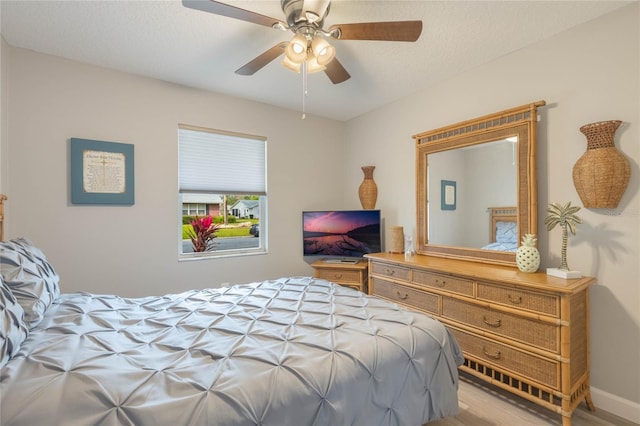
[179,125,266,257]
[180,193,262,254]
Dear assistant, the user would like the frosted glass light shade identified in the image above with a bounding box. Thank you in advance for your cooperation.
[311,37,335,65]
[285,34,308,63]
[305,53,326,74]
[281,56,301,73]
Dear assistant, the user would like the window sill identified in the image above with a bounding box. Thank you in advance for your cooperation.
[179,248,267,262]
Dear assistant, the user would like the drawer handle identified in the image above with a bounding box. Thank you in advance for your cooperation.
[396,291,408,300]
[508,295,523,304]
[482,346,501,359]
[385,268,395,276]
[434,279,446,287]
[334,273,343,279]
[483,316,502,327]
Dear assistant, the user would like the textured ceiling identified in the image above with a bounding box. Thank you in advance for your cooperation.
[0,0,632,121]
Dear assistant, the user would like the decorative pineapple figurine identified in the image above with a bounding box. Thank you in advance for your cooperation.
[516,234,540,273]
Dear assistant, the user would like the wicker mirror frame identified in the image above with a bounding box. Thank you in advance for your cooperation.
[414,101,545,267]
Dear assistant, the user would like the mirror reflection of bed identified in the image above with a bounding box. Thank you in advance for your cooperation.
[481,206,518,252]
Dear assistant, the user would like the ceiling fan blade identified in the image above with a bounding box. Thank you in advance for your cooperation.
[235,42,288,76]
[182,0,285,29]
[329,21,422,42]
[324,58,350,84]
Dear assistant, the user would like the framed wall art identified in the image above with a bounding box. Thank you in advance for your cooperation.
[441,180,456,211]
[70,138,134,205]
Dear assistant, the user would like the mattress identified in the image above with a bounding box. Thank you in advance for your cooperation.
[1,277,462,425]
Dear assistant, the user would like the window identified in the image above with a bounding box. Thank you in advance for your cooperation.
[182,203,206,216]
[179,124,267,258]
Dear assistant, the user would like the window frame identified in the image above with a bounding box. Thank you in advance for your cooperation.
[178,124,267,260]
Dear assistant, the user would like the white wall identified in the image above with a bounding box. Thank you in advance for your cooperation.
[2,47,347,297]
[345,3,639,421]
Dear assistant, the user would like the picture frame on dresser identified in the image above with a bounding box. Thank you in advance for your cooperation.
[70,138,135,205]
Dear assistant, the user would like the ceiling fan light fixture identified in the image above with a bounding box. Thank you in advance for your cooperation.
[311,37,335,65]
[282,56,302,73]
[285,34,308,63]
[305,53,326,74]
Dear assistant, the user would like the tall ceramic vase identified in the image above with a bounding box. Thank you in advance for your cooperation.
[358,166,378,209]
[572,120,630,209]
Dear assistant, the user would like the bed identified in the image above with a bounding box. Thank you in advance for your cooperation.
[0,195,463,425]
[481,206,518,252]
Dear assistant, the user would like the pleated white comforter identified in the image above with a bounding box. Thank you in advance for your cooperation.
[1,277,462,425]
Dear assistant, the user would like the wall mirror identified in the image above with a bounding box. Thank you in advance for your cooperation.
[414,101,545,267]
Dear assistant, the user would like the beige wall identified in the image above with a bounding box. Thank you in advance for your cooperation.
[1,37,8,190]
[345,3,639,421]
[2,47,347,297]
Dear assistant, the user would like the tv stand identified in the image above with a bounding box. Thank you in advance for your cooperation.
[311,259,368,292]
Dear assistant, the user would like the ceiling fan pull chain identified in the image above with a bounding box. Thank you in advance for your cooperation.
[302,61,307,119]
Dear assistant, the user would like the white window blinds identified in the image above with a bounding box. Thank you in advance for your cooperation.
[179,126,266,195]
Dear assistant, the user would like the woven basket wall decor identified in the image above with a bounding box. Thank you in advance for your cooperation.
[358,166,378,209]
[572,120,630,209]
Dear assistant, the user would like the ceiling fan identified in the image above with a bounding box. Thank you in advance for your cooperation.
[182,0,423,84]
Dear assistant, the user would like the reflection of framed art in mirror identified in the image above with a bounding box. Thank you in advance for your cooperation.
[441,180,456,210]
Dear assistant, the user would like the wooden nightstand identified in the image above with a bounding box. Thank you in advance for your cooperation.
[311,260,369,292]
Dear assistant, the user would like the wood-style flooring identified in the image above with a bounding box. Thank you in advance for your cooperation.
[429,373,638,425]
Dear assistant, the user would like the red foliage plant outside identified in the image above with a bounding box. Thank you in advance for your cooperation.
[189,216,220,252]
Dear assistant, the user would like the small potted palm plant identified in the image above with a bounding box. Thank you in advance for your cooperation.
[544,201,583,279]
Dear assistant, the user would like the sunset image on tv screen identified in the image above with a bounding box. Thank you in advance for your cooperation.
[303,210,381,257]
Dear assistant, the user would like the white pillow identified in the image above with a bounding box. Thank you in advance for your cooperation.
[0,238,60,329]
[0,276,30,368]
[495,221,517,243]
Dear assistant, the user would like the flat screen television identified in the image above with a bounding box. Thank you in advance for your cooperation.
[302,210,382,260]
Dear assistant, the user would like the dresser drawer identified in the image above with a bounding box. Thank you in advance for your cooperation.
[413,270,474,297]
[372,277,439,315]
[443,298,559,353]
[371,262,411,282]
[477,282,559,317]
[449,327,560,390]
[316,268,362,284]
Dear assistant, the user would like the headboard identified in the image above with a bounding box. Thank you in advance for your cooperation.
[0,194,6,242]
[488,206,517,243]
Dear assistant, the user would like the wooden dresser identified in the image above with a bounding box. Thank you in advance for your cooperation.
[311,259,368,292]
[366,252,595,426]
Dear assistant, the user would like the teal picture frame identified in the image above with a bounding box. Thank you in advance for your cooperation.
[441,180,456,210]
[70,138,134,205]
